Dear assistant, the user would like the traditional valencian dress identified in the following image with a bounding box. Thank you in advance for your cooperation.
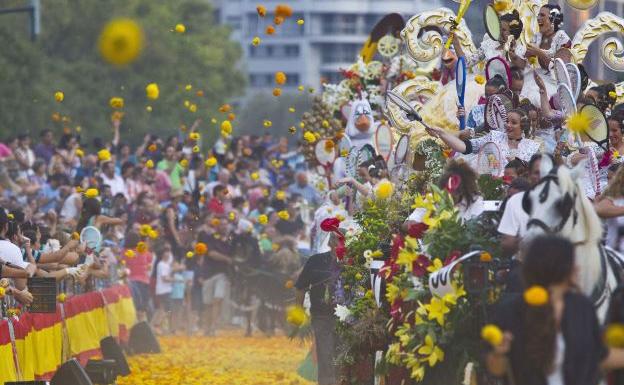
[521,29,571,107]
[465,34,526,69]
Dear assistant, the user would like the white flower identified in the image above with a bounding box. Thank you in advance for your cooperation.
[334,304,351,322]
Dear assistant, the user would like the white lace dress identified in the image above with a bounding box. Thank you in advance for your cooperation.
[521,30,571,107]
[465,34,527,69]
[463,130,541,176]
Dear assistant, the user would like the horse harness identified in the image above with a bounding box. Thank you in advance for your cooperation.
[523,172,578,235]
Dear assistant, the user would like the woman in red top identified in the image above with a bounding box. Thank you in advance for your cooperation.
[122,232,153,321]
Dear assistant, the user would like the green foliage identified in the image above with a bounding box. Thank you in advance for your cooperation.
[0,0,245,147]
[477,174,505,200]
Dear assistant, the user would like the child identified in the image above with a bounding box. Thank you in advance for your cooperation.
[152,243,173,334]
[170,260,186,334]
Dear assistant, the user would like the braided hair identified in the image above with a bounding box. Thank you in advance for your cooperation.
[543,4,563,32]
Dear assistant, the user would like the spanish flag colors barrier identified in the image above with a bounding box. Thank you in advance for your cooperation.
[0,285,136,383]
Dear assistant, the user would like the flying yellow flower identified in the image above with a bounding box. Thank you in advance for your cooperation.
[266,25,275,35]
[263,120,273,128]
[524,285,549,306]
[566,110,591,134]
[85,188,99,198]
[273,88,282,97]
[276,190,286,200]
[148,229,158,239]
[98,18,144,66]
[109,97,124,109]
[54,91,64,102]
[303,131,316,143]
[375,180,394,200]
[475,74,486,85]
[189,132,200,141]
[205,157,218,168]
[145,83,159,100]
[192,145,200,153]
[175,23,186,33]
[185,84,192,91]
[139,224,152,236]
[418,335,445,367]
[221,120,233,134]
[481,324,504,346]
[145,159,154,169]
[297,19,305,25]
[189,104,197,113]
[275,72,287,85]
[228,212,236,221]
[57,293,67,303]
[258,214,268,225]
[124,249,135,258]
[98,148,111,162]
[252,36,261,46]
[286,305,308,326]
[186,251,194,258]
[251,172,259,180]
[75,148,84,157]
[605,323,624,347]
[136,241,148,253]
[298,85,305,92]
[277,210,290,220]
[256,5,267,17]
[180,159,189,168]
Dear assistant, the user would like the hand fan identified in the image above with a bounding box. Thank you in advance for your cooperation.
[486,57,512,88]
[315,139,337,185]
[477,142,503,176]
[456,56,467,130]
[374,124,394,162]
[553,58,571,89]
[484,5,501,42]
[346,147,359,178]
[386,90,428,128]
[566,63,582,99]
[80,226,102,251]
[485,95,509,131]
[557,83,577,118]
[394,135,410,165]
[338,135,353,155]
[357,144,376,169]
[580,104,609,151]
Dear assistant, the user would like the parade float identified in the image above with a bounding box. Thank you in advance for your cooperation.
[295,0,624,383]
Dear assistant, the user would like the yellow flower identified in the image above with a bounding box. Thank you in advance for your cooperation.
[418,334,445,367]
[136,241,148,253]
[605,323,624,347]
[221,120,233,135]
[263,120,273,128]
[251,172,259,180]
[256,5,267,17]
[109,97,124,109]
[124,249,135,258]
[481,324,504,346]
[276,190,286,200]
[71,232,80,240]
[375,180,394,200]
[252,36,261,46]
[189,103,197,113]
[139,224,152,236]
[528,56,538,66]
[275,72,287,85]
[493,0,512,13]
[148,229,158,239]
[385,283,400,304]
[192,145,200,153]
[228,212,236,221]
[285,280,294,289]
[524,285,549,306]
[174,23,186,33]
[146,105,152,112]
[277,210,290,220]
[475,74,486,85]
[57,293,67,303]
[186,251,194,258]
[145,83,159,100]
[185,84,192,91]
[258,214,268,225]
[299,121,306,128]
[205,157,218,168]
[303,131,316,143]
[75,148,84,157]
[297,19,305,25]
[286,305,308,326]
[273,88,282,97]
[145,159,154,169]
[98,18,144,66]
[189,132,200,141]
[289,126,297,134]
[288,107,295,113]
[566,110,591,134]
[85,188,99,198]
[427,258,444,273]
[180,159,189,168]
[54,91,64,102]
[97,148,111,162]
[0,287,5,298]
[397,249,417,271]
[609,91,617,99]
[480,252,493,262]
[424,297,450,326]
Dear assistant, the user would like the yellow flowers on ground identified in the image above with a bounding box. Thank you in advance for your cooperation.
[277,210,290,220]
[205,157,218,168]
[275,71,287,85]
[481,324,504,346]
[175,23,186,33]
[97,148,112,162]
[117,333,314,385]
[605,323,624,347]
[54,91,64,102]
[258,214,268,225]
[566,110,591,134]
[524,285,549,306]
[98,18,144,66]
[286,305,308,326]
[375,180,394,200]
[146,83,160,100]
[109,97,124,109]
[475,74,486,85]
[85,188,99,198]
[303,131,316,143]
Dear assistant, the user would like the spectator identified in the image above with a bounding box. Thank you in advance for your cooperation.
[287,171,320,207]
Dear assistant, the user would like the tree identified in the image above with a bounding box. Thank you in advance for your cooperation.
[0,0,245,148]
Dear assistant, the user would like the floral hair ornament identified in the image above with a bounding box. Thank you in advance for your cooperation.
[320,217,346,260]
[446,173,462,193]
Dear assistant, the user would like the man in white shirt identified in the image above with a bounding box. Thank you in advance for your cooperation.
[498,154,542,256]
[100,161,128,199]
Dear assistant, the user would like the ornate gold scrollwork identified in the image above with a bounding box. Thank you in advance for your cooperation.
[401,8,477,63]
[385,77,439,136]
[514,0,547,47]
[571,12,624,72]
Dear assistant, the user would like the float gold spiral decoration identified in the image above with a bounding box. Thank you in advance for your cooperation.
[571,12,624,72]
[385,76,439,137]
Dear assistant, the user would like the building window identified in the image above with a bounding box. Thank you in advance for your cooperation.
[249,73,300,87]
[284,45,300,58]
[321,14,357,35]
[320,44,359,63]
[226,16,242,30]
[249,45,300,58]
[321,72,343,85]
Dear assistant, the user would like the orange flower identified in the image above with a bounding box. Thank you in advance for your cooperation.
[274,16,284,25]
[219,104,232,113]
[148,144,157,152]
[275,71,287,85]
[195,242,208,255]
[480,252,493,262]
[266,25,275,35]
[284,280,294,289]
[324,140,335,153]
[275,4,293,18]
[256,5,267,17]
[273,88,282,97]
[51,112,61,122]
[136,242,148,253]
[228,113,236,121]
